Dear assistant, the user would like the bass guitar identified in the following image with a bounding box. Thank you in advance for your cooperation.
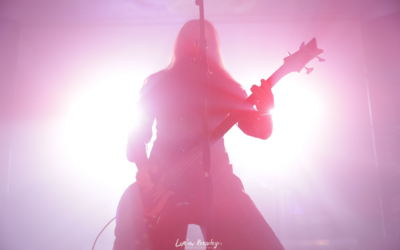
[94,38,324,250]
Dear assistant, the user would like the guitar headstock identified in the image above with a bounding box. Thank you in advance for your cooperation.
[282,38,324,74]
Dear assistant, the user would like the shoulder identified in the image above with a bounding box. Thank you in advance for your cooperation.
[139,70,167,97]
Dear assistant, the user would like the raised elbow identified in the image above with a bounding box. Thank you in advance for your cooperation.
[258,126,273,140]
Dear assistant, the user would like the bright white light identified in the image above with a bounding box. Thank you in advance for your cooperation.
[225,74,324,174]
[63,67,143,193]
[267,76,323,167]
[271,76,323,155]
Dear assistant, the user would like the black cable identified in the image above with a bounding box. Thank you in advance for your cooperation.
[92,217,116,250]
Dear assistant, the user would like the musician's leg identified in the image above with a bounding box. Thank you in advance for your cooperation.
[212,173,285,250]
[151,203,191,250]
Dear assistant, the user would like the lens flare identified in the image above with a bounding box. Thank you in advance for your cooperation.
[62,68,142,192]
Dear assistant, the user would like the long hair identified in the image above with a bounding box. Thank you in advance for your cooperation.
[168,19,226,73]
[142,20,240,95]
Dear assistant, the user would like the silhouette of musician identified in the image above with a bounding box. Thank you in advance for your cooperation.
[113,20,285,250]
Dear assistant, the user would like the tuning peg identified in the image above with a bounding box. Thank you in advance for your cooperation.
[304,67,314,74]
[287,51,292,56]
[299,42,305,49]
[316,56,326,62]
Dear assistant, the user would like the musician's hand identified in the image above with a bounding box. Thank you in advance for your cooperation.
[136,165,158,192]
[250,79,274,114]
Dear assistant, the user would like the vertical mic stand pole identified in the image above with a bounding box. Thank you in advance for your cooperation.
[195,0,213,243]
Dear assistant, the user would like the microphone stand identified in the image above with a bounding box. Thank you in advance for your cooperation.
[195,0,213,243]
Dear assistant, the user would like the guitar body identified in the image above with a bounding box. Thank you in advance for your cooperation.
[115,182,160,249]
[115,169,202,250]
[115,165,205,249]
[143,188,175,217]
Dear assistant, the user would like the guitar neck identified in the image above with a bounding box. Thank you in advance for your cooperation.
[265,65,288,88]
[210,65,287,143]
[162,65,289,185]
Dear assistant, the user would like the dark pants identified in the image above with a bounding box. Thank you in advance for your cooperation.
[112,171,285,250]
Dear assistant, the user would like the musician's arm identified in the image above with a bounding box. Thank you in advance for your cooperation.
[238,113,273,140]
[126,115,155,171]
[127,74,160,171]
[238,81,274,140]
[127,114,157,191]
